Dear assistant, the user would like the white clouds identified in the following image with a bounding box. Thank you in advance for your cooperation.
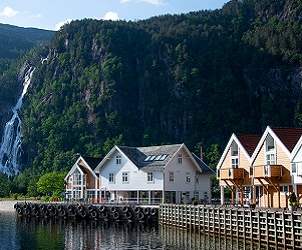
[0,6,19,18]
[120,0,165,5]
[102,11,119,21]
[141,0,165,5]
[55,19,72,31]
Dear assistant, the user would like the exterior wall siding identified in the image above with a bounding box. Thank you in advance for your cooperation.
[164,148,211,201]
[99,150,164,191]
[219,141,251,186]
[276,143,291,183]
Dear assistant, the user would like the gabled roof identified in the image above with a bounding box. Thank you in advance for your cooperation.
[291,136,302,161]
[192,153,215,174]
[81,156,102,170]
[271,127,302,152]
[95,143,210,174]
[237,134,261,156]
[217,133,260,169]
[251,126,302,162]
[65,155,101,180]
[119,144,183,169]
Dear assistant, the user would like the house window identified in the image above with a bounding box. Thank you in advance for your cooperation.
[231,142,239,168]
[178,154,183,164]
[122,172,129,183]
[109,173,114,183]
[195,175,199,184]
[87,191,95,199]
[147,172,154,182]
[73,170,82,186]
[280,185,289,193]
[194,191,199,199]
[116,155,122,165]
[169,172,174,182]
[265,134,276,165]
[292,163,297,174]
[186,173,191,183]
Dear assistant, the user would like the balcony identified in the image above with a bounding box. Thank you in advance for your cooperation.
[220,168,245,180]
[253,165,282,178]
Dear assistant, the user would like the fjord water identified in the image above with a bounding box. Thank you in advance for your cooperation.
[0,212,248,250]
[0,67,35,175]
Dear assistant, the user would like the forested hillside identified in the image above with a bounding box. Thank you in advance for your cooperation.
[3,0,302,192]
[0,24,53,131]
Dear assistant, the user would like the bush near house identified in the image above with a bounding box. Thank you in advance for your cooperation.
[36,172,66,201]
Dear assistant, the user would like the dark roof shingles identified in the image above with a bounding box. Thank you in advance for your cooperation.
[271,127,302,152]
[82,156,102,170]
[237,134,261,156]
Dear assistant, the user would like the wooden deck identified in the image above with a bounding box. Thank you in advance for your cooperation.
[253,165,283,178]
[220,168,245,180]
[159,204,302,249]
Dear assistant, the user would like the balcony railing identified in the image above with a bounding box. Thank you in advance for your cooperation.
[220,168,245,180]
[252,165,282,178]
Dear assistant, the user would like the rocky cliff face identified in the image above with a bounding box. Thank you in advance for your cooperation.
[1,0,302,175]
[0,25,53,137]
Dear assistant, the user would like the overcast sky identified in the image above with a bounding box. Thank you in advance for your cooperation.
[0,0,229,31]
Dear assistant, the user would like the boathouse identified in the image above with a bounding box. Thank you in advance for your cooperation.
[65,155,102,203]
[218,126,302,208]
[217,133,260,206]
[250,127,302,208]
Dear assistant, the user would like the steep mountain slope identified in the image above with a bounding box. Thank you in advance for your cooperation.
[12,0,302,177]
[0,23,53,59]
[0,24,54,136]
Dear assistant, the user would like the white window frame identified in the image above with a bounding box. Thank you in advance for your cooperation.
[122,172,129,183]
[231,142,239,168]
[186,173,191,183]
[72,169,82,186]
[280,185,289,194]
[292,163,297,175]
[147,172,154,183]
[116,155,122,165]
[178,154,183,164]
[169,172,174,182]
[265,135,276,165]
[109,173,115,183]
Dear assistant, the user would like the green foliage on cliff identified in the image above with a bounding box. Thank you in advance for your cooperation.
[0,24,53,132]
[19,0,302,177]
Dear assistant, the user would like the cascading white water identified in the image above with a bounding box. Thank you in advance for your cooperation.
[0,66,35,175]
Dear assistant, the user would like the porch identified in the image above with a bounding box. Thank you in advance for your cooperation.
[100,190,163,205]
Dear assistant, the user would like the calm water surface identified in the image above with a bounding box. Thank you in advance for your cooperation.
[0,212,254,250]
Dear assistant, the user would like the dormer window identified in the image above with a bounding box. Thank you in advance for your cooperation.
[231,142,239,168]
[116,155,122,165]
[265,134,276,165]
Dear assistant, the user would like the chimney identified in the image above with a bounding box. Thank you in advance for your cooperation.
[200,145,203,161]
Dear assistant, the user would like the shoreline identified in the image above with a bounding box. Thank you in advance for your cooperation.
[0,200,34,212]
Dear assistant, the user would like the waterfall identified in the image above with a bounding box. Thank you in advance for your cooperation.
[0,66,35,175]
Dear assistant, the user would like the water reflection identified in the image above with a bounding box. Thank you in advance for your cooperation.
[0,212,265,250]
[160,226,264,250]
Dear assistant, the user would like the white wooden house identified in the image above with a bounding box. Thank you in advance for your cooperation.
[94,143,213,204]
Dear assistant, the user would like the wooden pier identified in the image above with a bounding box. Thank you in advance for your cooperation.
[159,204,302,249]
